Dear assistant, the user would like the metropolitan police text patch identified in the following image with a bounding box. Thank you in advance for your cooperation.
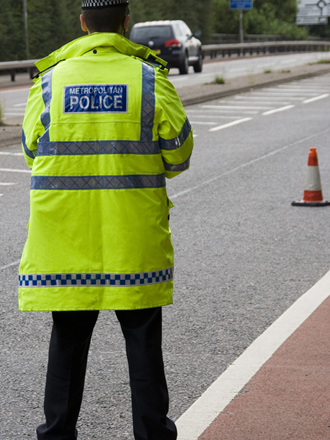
[64,84,128,114]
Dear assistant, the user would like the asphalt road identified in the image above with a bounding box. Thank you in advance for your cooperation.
[1,74,330,440]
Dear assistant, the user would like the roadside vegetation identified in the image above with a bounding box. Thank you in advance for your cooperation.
[0,0,323,63]
[215,76,226,84]
[0,101,4,126]
[317,59,330,64]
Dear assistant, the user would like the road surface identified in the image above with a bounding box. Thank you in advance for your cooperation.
[1,73,330,440]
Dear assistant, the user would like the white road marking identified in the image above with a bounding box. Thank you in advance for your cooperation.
[0,168,31,174]
[277,86,330,91]
[13,103,27,107]
[0,260,21,271]
[193,134,198,138]
[0,183,16,186]
[249,94,304,101]
[191,122,217,125]
[0,152,23,156]
[0,194,3,197]
[203,105,272,110]
[199,108,259,117]
[263,105,295,116]
[169,128,329,200]
[186,114,250,119]
[234,97,290,103]
[209,118,252,132]
[262,90,319,95]
[303,94,329,104]
[4,112,26,116]
[189,108,258,114]
[176,269,330,440]
[220,100,286,106]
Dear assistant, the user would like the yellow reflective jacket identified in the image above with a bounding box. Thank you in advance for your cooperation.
[19,33,193,312]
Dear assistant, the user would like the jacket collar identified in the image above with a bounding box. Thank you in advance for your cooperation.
[35,33,167,72]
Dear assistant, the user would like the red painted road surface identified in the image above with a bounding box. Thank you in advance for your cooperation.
[199,296,330,440]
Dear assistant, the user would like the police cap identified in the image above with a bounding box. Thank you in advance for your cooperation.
[82,0,129,8]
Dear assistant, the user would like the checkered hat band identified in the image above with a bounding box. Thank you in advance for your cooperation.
[19,268,174,288]
[82,0,128,8]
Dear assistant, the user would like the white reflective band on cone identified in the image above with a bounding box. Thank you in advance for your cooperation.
[304,166,322,192]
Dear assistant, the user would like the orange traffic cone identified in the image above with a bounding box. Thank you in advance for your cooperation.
[292,148,330,207]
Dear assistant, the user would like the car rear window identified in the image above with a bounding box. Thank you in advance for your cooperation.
[131,26,173,41]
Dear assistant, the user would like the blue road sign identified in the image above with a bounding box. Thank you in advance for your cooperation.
[230,0,253,10]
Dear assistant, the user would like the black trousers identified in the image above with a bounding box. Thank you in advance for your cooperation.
[36,308,177,440]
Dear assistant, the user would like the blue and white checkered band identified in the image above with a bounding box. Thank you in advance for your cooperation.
[82,0,128,8]
[19,268,174,288]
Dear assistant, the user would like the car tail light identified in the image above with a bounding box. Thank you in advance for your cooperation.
[165,39,182,48]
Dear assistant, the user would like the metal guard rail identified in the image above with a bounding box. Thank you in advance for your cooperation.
[1,41,330,82]
[202,40,330,59]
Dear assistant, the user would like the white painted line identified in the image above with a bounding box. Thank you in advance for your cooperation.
[0,168,31,174]
[277,86,330,91]
[191,121,217,125]
[209,118,252,132]
[14,103,27,107]
[206,110,258,115]
[235,97,290,103]
[0,152,23,156]
[0,260,21,271]
[249,94,304,101]
[218,101,277,108]
[4,112,25,116]
[0,183,16,186]
[189,109,259,114]
[176,269,330,440]
[203,105,272,110]
[262,90,319,95]
[169,128,329,200]
[303,94,329,104]
[0,194,3,197]
[263,105,295,116]
[187,114,249,120]
[193,134,198,138]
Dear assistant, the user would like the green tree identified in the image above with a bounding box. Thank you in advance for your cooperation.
[129,0,213,43]
[211,0,306,39]
[0,0,25,61]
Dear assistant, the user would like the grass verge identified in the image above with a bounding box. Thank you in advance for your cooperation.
[0,101,4,126]
[317,59,330,64]
[215,75,225,84]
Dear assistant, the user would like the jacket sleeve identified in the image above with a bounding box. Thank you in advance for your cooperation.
[155,72,194,179]
[21,79,46,169]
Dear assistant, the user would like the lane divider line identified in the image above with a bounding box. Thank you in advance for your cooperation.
[0,183,16,186]
[0,168,31,174]
[204,105,272,110]
[191,122,217,126]
[0,260,21,271]
[303,94,329,104]
[176,269,330,440]
[263,105,295,116]
[0,152,24,156]
[0,194,3,197]
[169,128,330,200]
[209,118,252,133]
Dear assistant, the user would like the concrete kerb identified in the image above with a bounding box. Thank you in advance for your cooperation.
[178,65,330,107]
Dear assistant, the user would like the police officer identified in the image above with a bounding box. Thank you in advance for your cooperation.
[19,1,193,439]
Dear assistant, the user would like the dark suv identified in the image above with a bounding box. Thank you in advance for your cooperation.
[130,20,203,75]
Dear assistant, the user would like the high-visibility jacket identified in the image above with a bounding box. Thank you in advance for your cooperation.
[19,33,193,312]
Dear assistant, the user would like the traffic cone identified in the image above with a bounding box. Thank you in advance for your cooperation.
[292,148,330,207]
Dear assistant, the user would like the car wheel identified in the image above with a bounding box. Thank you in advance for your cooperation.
[179,53,189,75]
[193,51,203,73]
